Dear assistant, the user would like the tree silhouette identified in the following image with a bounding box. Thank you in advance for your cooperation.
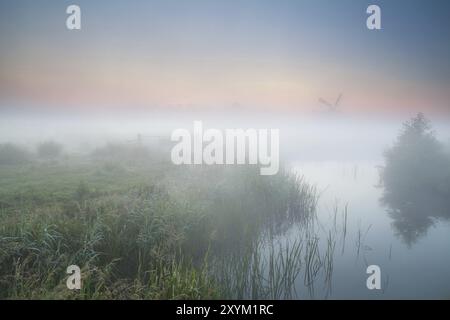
[380,113,450,246]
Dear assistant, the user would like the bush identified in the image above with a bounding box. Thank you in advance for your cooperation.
[37,141,63,159]
[0,143,30,165]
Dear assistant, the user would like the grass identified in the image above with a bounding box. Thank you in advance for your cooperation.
[0,145,321,299]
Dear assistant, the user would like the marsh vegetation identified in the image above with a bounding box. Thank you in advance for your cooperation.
[0,141,343,299]
[1,113,449,299]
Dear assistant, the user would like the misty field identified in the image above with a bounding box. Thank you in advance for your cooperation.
[1,114,449,299]
[0,144,326,299]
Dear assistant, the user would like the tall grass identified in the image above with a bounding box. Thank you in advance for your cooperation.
[0,148,320,299]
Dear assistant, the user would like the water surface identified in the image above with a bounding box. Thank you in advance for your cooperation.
[290,161,450,299]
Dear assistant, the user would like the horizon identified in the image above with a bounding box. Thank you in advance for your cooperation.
[1,0,450,117]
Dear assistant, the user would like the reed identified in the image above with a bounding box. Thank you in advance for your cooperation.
[0,152,318,299]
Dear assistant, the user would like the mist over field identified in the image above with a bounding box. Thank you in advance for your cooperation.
[1,0,450,301]
[1,108,450,299]
[3,110,449,162]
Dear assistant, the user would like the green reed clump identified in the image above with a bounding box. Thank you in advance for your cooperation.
[0,182,213,298]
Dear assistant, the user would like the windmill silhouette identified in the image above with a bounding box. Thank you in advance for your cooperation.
[318,93,342,113]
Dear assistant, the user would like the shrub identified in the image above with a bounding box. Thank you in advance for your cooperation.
[0,143,30,165]
[37,141,63,159]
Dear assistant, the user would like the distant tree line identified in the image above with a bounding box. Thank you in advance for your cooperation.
[0,141,63,165]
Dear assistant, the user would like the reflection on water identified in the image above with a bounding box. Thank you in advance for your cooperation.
[381,187,450,247]
[290,161,450,299]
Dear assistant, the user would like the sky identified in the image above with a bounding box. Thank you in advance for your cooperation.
[0,0,450,116]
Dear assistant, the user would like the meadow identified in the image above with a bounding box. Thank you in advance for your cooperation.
[1,114,448,299]
[0,142,327,299]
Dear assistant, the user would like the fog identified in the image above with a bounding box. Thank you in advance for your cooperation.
[1,108,450,299]
[3,110,449,164]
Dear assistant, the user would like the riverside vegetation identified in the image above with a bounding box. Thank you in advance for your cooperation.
[1,114,446,299]
[0,141,341,299]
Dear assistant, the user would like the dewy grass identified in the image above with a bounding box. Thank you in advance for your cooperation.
[0,143,361,300]
[0,147,320,299]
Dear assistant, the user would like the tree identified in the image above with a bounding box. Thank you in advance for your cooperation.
[37,141,63,159]
[0,143,30,165]
[380,113,450,245]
